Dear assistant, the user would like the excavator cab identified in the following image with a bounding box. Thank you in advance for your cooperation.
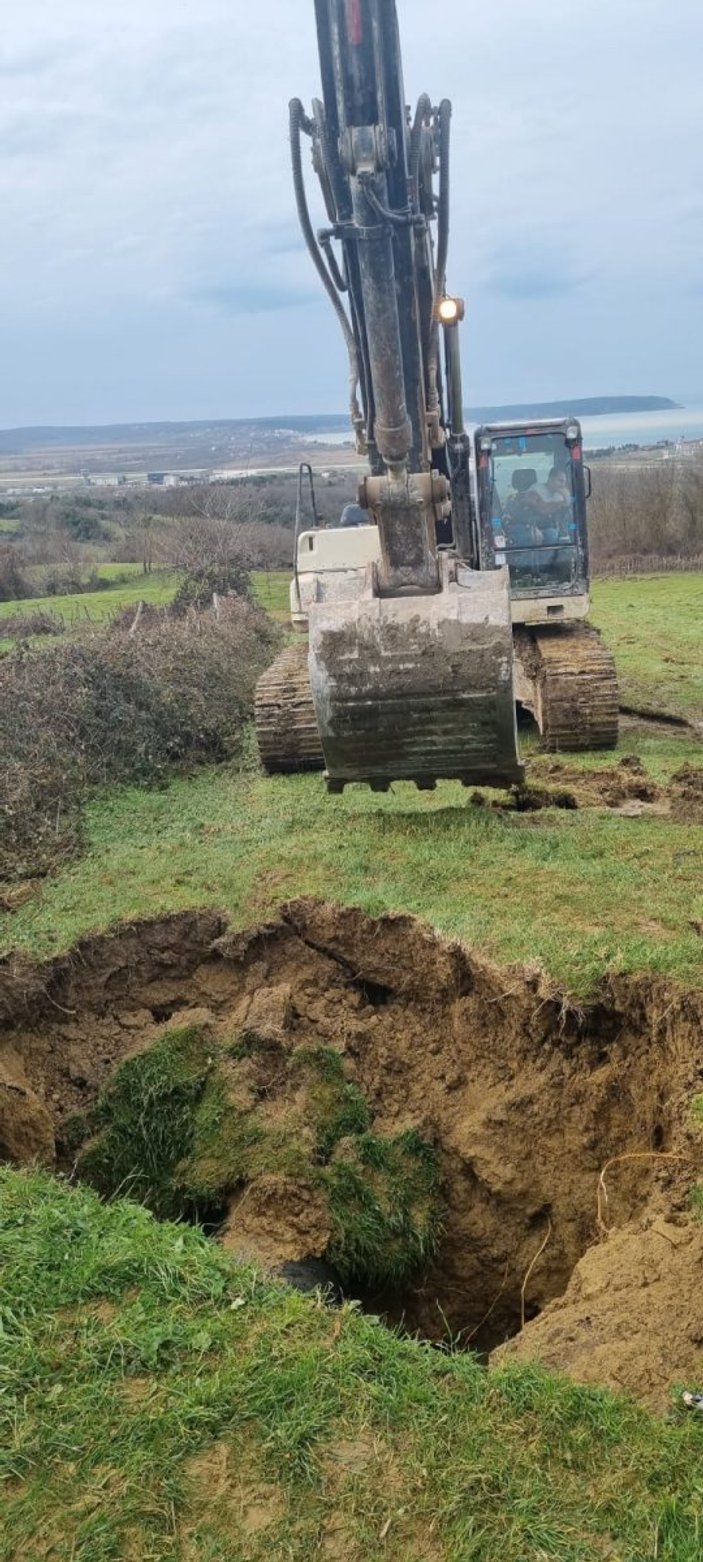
[474,420,591,605]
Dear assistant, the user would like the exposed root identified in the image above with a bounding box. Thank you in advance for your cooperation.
[596,1152,690,1236]
[520,1220,553,1330]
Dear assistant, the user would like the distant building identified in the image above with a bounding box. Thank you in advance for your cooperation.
[149,470,206,487]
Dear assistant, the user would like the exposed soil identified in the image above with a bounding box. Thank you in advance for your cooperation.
[1,899,703,1410]
[496,1217,703,1410]
[534,753,661,809]
[521,754,703,822]
[671,763,703,824]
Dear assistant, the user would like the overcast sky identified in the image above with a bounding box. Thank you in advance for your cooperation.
[1,0,701,426]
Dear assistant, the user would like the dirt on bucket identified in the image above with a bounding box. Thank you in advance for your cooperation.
[1,898,703,1411]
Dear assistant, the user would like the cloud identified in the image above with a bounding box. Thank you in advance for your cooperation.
[0,0,701,421]
[0,111,87,158]
[484,246,591,302]
[192,283,318,315]
[0,45,69,78]
[261,223,308,258]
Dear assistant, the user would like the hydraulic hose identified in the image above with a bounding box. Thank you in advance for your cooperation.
[409,93,432,211]
[289,98,364,440]
[427,99,452,427]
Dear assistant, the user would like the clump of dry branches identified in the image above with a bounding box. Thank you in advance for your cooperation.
[589,455,703,568]
[0,609,65,638]
[0,600,280,885]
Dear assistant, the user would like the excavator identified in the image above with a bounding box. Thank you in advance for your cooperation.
[255,0,618,789]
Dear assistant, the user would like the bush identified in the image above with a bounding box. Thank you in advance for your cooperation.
[172,560,251,615]
[0,600,280,883]
[589,456,703,567]
[0,547,30,602]
[36,564,102,597]
[0,609,65,638]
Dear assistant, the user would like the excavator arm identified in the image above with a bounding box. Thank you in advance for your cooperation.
[294,0,449,588]
[287,0,523,791]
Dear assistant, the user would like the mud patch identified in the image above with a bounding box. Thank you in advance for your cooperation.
[533,754,661,810]
[471,754,679,817]
[671,763,703,824]
[1,899,703,1408]
[523,754,703,823]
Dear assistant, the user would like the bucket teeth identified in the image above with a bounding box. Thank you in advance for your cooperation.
[308,565,523,791]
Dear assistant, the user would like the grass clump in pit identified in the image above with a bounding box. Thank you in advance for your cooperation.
[77,1025,219,1220]
[290,1046,372,1162]
[76,1029,442,1290]
[326,1129,442,1287]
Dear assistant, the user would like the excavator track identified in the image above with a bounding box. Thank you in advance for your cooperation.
[513,624,619,752]
[255,642,323,774]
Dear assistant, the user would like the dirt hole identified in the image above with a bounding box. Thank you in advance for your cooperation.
[1,899,703,1407]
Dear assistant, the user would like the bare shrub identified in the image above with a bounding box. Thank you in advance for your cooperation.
[1,609,65,638]
[163,495,293,613]
[0,547,31,603]
[36,563,102,597]
[169,514,252,613]
[0,602,280,884]
[109,601,162,633]
[153,479,295,528]
[589,456,703,567]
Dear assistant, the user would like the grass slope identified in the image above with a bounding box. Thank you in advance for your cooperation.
[2,1171,702,1562]
[0,568,278,653]
[0,569,180,638]
[1,575,702,995]
[251,570,292,623]
[3,725,701,994]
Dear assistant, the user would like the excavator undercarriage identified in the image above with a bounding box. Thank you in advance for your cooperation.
[255,622,618,777]
[513,625,619,753]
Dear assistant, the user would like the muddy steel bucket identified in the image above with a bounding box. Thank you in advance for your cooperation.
[308,562,523,791]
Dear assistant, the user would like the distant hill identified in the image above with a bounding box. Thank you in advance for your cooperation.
[0,397,683,453]
[466,396,682,422]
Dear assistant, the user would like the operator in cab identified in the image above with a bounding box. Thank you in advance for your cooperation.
[523,466,571,520]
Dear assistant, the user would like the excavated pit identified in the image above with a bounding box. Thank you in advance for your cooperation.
[1,899,703,1409]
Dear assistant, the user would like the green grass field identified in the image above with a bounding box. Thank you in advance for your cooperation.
[0,567,276,652]
[2,1170,702,1562]
[3,727,701,994]
[592,574,703,720]
[251,568,292,621]
[21,561,146,586]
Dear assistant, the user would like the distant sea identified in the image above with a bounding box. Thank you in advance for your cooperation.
[308,404,703,452]
[578,405,703,449]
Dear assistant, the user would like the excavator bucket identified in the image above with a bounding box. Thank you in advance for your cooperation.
[308,561,523,792]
